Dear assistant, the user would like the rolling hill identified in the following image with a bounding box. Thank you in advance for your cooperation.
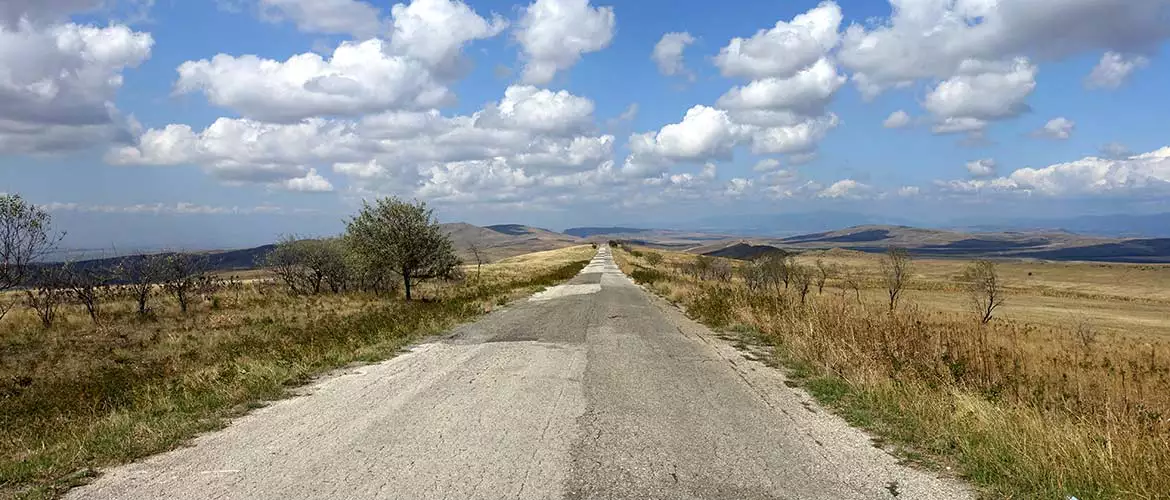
[688,225,1170,263]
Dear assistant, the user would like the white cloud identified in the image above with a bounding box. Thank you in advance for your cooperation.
[0,21,153,152]
[714,1,842,80]
[883,110,910,129]
[652,32,695,78]
[258,0,382,38]
[749,114,839,155]
[114,83,619,203]
[1086,52,1149,90]
[923,58,1037,130]
[627,105,747,165]
[386,0,507,74]
[716,58,845,115]
[839,0,1170,97]
[817,179,871,199]
[283,168,335,192]
[175,39,451,122]
[965,158,997,178]
[939,147,1170,198]
[897,186,920,197]
[1034,117,1075,140]
[477,85,595,136]
[515,0,615,85]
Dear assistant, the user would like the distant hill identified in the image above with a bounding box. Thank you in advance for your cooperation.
[45,245,276,276]
[648,224,1170,263]
[443,223,580,262]
[703,243,788,260]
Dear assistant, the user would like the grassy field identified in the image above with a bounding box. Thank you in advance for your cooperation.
[614,246,1170,499]
[0,245,594,499]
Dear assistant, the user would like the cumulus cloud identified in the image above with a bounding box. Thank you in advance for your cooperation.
[515,0,615,85]
[626,106,747,167]
[174,39,453,122]
[939,147,1170,198]
[923,58,1037,133]
[965,159,997,178]
[1034,117,1075,140]
[113,83,622,202]
[386,0,508,74]
[714,1,841,80]
[882,110,910,129]
[748,114,839,155]
[477,85,595,136]
[817,179,871,199]
[839,0,1170,97]
[283,168,335,192]
[0,21,153,152]
[652,32,695,78]
[623,2,845,179]
[716,58,845,116]
[1086,52,1149,90]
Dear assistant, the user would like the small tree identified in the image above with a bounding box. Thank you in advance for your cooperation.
[0,194,61,291]
[65,263,109,323]
[791,265,813,305]
[0,194,61,320]
[814,259,832,295]
[644,252,663,266]
[881,246,912,312]
[961,259,1005,324]
[118,255,163,317]
[841,268,863,303]
[345,197,460,301]
[25,266,68,328]
[467,240,486,281]
[160,254,206,313]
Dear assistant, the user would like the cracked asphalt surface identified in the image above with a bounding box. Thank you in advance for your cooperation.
[69,246,970,499]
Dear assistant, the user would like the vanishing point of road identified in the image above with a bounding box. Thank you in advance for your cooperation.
[70,246,969,499]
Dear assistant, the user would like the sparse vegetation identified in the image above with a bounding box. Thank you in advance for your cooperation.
[0,197,592,498]
[614,245,1170,499]
[960,260,1005,324]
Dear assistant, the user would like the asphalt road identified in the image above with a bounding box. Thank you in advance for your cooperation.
[70,246,970,499]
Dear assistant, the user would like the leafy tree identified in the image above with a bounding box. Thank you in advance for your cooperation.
[345,197,460,300]
[0,194,59,291]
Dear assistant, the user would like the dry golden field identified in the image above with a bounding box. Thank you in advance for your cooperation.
[615,245,1170,500]
[0,245,594,499]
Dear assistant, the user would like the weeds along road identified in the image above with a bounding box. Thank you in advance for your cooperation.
[69,246,969,500]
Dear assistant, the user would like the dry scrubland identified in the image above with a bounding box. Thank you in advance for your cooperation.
[615,246,1170,499]
[0,245,594,499]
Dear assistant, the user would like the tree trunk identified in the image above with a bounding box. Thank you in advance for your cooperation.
[403,269,412,301]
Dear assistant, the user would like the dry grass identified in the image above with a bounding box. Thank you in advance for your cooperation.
[616,246,1170,499]
[0,246,593,499]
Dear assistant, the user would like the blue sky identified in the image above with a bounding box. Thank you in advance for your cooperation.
[2,0,1169,249]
